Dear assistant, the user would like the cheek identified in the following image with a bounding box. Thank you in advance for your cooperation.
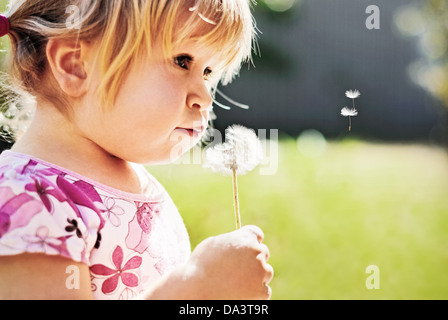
[118,97,182,139]
[96,93,185,161]
[82,61,190,163]
[115,73,185,130]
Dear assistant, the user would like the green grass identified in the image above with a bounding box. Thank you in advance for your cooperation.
[147,138,448,300]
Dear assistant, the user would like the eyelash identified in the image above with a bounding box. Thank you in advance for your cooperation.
[174,55,213,79]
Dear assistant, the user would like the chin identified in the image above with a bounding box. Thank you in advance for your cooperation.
[132,149,191,166]
[121,138,199,165]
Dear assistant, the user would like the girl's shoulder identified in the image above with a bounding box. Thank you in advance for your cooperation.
[0,150,117,210]
[0,151,106,264]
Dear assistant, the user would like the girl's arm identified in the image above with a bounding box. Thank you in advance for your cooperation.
[0,254,94,300]
[0,226,272,300]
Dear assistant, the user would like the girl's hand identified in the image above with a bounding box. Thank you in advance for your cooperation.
[187,225,274,300]
[144,225,273,300]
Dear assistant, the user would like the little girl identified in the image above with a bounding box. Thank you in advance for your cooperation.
[0,0,273,300]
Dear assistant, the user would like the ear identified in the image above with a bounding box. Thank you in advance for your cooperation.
[46,39,93,98]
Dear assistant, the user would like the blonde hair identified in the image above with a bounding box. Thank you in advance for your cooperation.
[0,0,257,140]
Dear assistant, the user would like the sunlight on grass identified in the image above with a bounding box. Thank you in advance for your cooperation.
[147,139,448,300]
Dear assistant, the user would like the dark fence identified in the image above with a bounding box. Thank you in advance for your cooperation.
[213,0,447,144]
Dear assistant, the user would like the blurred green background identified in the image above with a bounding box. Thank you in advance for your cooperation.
[1,0,448,299]
[150,139,448,299]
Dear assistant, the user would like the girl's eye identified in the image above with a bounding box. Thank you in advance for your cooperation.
[174,55,193,70]
[203,68,213,80]
[174,54,213,79]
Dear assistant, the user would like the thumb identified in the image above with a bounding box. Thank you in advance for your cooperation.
[240,225,264,243]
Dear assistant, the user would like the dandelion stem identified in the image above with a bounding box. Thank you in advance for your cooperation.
[351,99,356,131]
[232,168,241,229]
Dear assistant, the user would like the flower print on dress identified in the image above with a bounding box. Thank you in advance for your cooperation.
[136,202,159,233]
[103,197,125,227]
[72,180,104,204]
[56,175,103,217]
[23,160,104,217]
[55,175,106,249]
[125,201,162,254]
[24,176,66,214]
[65,218,84,238]
[24,160,61,177]
[119,287,139,300]
[22,226,70,257]
[0,186,44,238]
[90,245,142,295]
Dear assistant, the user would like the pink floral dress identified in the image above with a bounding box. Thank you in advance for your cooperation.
[0,151,191,300]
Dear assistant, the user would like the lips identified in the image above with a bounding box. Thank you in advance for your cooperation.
[176,126,204,138]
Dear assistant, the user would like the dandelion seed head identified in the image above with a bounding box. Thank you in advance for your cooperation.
[204,125,264,176]
[341,107,358,117]
[345,89,361,99]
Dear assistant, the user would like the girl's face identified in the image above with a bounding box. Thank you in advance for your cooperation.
[76,38,219,165]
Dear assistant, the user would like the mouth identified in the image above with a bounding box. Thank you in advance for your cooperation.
[176,126,205,139]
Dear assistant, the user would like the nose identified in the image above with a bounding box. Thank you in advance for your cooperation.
[187,80,213,112]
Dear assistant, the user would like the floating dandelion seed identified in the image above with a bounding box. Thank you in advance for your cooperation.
[341,107,358,117]
[345,89,361,100]
[341,89,361,132]
[341,107,358,132]
[204,125,263,229]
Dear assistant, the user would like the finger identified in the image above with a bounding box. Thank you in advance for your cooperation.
[264,263,274,284]
[242,225,264,243]
[258,283,272,300]
[258,243,270,261]
[264,284,272,300]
